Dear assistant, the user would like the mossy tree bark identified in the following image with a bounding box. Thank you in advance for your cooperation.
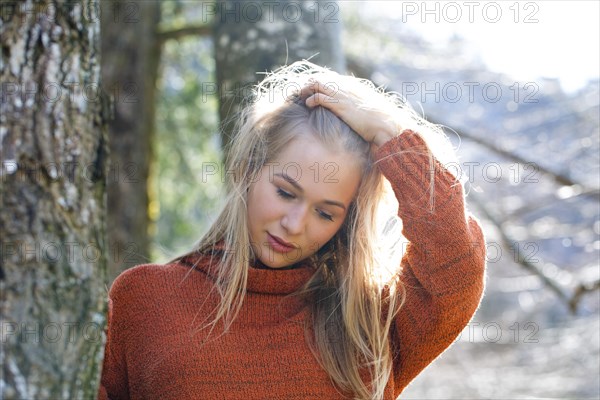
[1,0,109,397]
[213,0,346,155]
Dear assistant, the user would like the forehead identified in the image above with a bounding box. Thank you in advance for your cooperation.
[269,135,362,203]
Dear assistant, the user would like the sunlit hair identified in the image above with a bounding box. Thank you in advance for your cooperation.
[172,61,458,399]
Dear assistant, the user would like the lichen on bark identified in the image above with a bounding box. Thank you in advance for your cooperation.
[1,1,109,397]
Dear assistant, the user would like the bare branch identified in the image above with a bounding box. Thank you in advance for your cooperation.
[434,124,599,201]
[157,25,212,44]
[468,196,571,305]
[569,280,600,313]
[506,187,600,220]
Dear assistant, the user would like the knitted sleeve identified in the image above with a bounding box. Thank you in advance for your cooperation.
[374,129,487,396]
[97,268,135,400]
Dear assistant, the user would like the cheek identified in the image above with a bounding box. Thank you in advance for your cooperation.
[308,222,344,249]
[248,182,279,225]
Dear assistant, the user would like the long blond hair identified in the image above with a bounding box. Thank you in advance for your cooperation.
[173,61,457,399]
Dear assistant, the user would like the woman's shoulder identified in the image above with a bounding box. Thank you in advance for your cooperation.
[108,261,196,301]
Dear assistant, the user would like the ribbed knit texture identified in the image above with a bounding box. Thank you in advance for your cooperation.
[98,130,486,400]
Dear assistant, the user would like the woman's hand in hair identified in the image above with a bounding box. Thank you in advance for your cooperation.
[302,79,401,148]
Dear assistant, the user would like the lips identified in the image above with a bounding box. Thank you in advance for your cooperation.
[267,233,297,253]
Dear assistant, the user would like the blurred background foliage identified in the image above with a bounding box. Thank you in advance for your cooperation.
[147,1,598,398]
[152,34,221,260]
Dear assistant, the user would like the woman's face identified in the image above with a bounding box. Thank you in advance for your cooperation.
[247,134,362,269]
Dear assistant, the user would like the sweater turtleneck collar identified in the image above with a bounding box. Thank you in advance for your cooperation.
[178,241,316,296]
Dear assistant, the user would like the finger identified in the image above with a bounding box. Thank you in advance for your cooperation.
[305,93,339,108]
[307,78,340,98]
[298,84,316,101]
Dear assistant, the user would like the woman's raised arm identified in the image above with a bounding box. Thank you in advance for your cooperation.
[374,129,486,395]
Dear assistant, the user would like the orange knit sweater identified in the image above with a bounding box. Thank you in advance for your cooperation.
[98,130,486,399]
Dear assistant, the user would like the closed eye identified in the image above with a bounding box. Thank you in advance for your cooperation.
[317,210,334,222]
[277,188,333,221]
[276,188,294,199]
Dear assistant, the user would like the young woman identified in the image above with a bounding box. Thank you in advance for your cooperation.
[98,61,486,400]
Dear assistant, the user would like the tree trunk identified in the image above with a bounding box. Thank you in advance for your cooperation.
[100,0,161,282]
[1,0,109,398]
[213,0,346,154]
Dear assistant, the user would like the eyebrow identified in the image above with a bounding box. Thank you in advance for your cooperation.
[274,173,347,211]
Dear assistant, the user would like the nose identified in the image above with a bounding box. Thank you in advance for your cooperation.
[281,204,308,236]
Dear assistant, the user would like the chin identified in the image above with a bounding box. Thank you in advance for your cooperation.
[250,239,310,269]
[257,252,307,270]
[257,257,295,269]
